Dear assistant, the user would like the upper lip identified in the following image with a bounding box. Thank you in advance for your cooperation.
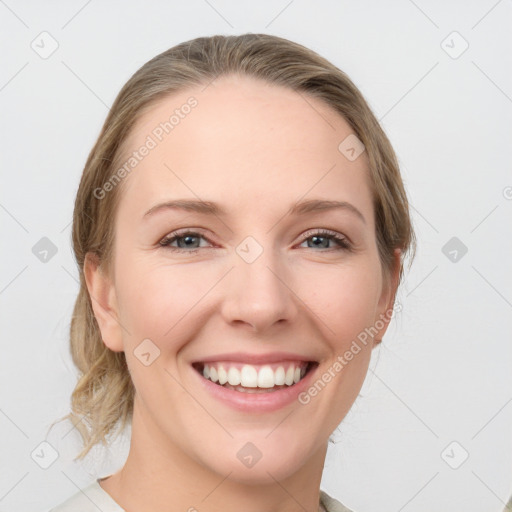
[191,351,318,365]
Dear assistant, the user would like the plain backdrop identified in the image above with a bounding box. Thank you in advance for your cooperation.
[1,1,511,511]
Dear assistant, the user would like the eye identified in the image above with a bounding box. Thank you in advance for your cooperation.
[158,228,351,253]
[159,230,211,253]
[298,229,351,251]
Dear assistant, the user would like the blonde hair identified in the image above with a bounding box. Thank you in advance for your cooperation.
[50,33,416,460]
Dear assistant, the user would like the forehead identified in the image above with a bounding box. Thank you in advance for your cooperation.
[115,73,373,222]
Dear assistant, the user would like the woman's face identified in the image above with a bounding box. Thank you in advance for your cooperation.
[87,74,399,484]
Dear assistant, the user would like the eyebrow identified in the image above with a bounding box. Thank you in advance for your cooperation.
[143,198,366,224]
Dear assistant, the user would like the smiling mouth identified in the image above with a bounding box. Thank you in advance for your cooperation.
[192,361,318,393]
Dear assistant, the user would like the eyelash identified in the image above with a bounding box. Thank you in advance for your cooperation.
[158,228,351,253]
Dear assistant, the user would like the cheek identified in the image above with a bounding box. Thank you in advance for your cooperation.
[115,257,213,345]
[115,248,382,355]
[296,259,382,346]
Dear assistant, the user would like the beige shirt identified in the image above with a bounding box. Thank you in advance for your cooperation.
[49,478,355,512]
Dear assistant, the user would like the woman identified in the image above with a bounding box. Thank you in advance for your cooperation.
[49,33,415,512]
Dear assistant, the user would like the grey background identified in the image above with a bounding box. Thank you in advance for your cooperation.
[0,1,511,511]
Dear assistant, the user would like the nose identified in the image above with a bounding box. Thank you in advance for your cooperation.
[220,244,298,333]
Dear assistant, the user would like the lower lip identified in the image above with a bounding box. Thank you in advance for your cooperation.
[192,363,318,413]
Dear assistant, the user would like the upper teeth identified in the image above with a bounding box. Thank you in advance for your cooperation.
[202,363,307,388]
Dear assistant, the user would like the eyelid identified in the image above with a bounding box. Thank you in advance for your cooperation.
[159,227,352,252]
[300,228,350,243]
[158,228,215,247]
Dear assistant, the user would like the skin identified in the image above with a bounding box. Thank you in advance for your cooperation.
[85,73,400,512]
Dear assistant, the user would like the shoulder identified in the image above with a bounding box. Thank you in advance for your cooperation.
[320,489,357,512]
[48,480,125,512]
[49,481,350,512]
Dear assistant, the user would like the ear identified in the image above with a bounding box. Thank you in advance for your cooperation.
[83,252,124,352]
[372,248,401,347]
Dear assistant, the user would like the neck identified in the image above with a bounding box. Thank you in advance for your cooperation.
[100,399,328,512]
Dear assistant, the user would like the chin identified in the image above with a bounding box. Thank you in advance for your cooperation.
[195,434,315,485]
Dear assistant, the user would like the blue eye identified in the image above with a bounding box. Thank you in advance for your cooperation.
[159,229,351,253]
[299,229,351,251]
[159,231,206,253]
